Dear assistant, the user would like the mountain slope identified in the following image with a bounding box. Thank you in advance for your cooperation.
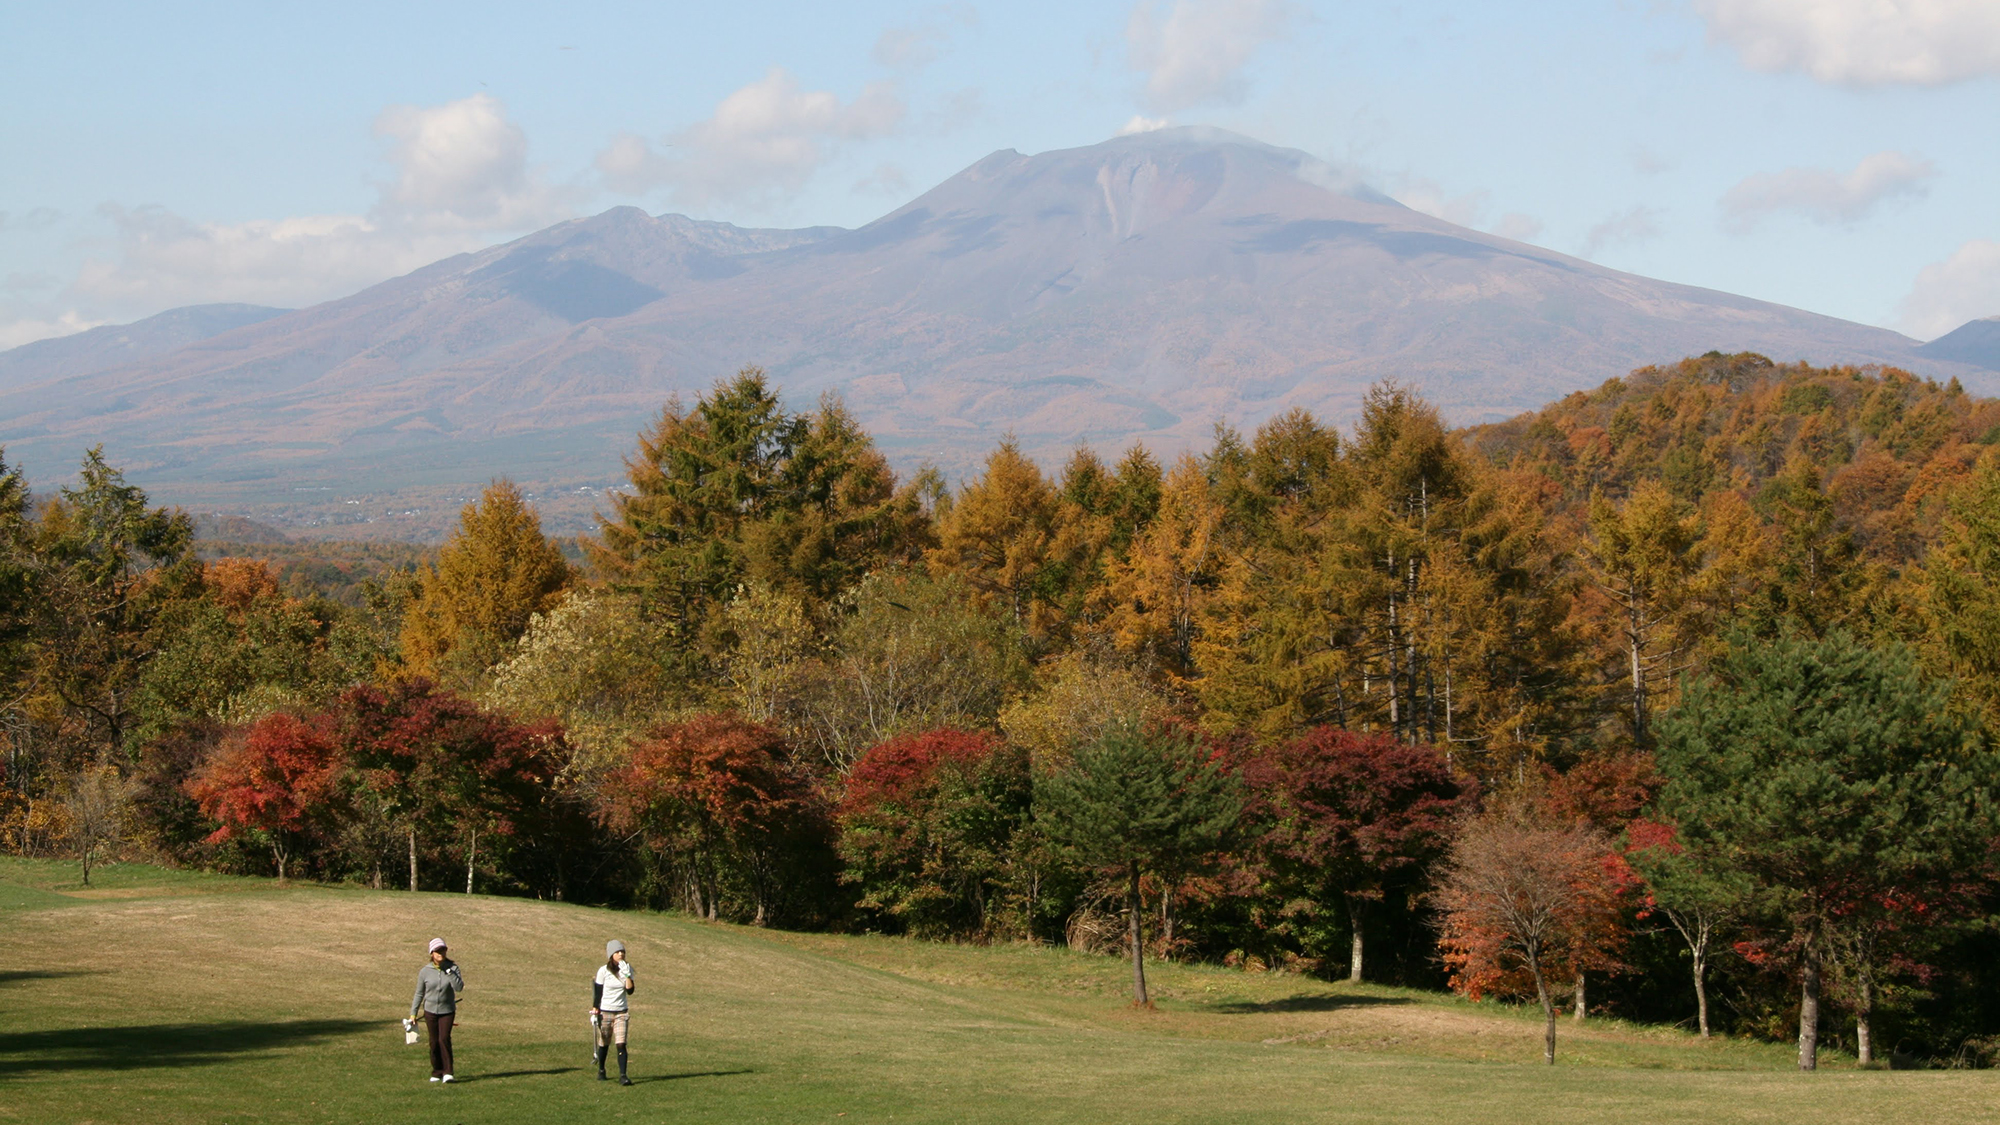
[1918,316,2000,371]
[0,303,287,389]
[1,129,1978,536]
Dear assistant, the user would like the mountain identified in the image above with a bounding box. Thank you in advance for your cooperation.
[1917,316,2000,371]
[1,128,1981,537]
[0,303,287,389]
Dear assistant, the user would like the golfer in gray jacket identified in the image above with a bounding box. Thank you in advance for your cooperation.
[410,938,465,1082]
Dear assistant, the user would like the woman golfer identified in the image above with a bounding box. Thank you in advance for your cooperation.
[410,938,465,1082]
[590,940,636,1084]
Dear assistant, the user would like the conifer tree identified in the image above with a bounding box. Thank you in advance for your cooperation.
[1654,631,1999,1070]
[401,480,571,682]
[1036,723,1241,1006]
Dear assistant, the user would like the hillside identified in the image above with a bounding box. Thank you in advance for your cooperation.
[1,129,1984,539]
[0,303,287,389]
[4,856,1987,1125]
[1919,317,2000,371]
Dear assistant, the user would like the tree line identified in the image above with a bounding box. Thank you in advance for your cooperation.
[8,352,2000,1068]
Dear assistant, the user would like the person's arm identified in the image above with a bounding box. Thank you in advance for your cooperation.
[411,971,426,1018]
[592,976,604,1013]
[621,964,635,994]
[446,964,464,996]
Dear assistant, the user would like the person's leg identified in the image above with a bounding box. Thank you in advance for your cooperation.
[613,1012,630,1084]
[594,1017,609,1078]
[437,1012,455,1078]
[425,1013,444,1078]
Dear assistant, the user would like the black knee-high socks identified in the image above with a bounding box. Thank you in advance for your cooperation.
[616,1044,628,1079]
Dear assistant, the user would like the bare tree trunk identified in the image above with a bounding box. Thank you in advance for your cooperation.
[1531,960,1556,1065]
[1347,893,1365,983]
[274,843,287,884]
[1573,971,1587,1021]
[1628,599,1647,740]
[371,860,382,891]
[1160,884,1174,958]
[465,830,476,894]
[1855,972,1874,1065]
[1693,935,1711,1039]
[1127,861,1150,1007]
[1798,956,1821,1071]
[408,827,418,893]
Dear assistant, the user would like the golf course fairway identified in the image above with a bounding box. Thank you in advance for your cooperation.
[4,856,1996,1124]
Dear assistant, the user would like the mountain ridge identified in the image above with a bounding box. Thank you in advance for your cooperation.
[2,128,1985,537]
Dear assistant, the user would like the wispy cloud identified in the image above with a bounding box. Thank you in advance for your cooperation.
[1719,150,1935,233]
[0,208,62,234]
[1899,239,2000,340]
[597,68,904,209]
[10,94,571,346]
[873,5,977,71]
[1695,0,2000,87]
[1127,0,1293,113]
[1581,206,1664,259]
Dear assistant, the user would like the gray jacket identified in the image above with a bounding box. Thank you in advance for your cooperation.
[411,961,464,1016]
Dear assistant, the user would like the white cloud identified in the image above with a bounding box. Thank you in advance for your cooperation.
[373,93,564,229]
[1118,115,1172,135]
[1127,0,1292,113]
[1391,178,1545,244]
[853,163,912,197]
[6,94,569,347]
[1394,177,1489,229]
[1899,239,2000,339]
[874,6,977,70]
[1695,0,2000,87]
[1492,213,1546,243]
[597,68,904,209]
[1581,206,1665,259]
[0,310,103,351]
[1720,150,1935,233]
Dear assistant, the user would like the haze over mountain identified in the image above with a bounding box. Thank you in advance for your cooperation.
[3,128,1986,537]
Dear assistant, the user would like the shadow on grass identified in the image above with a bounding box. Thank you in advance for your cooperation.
[0,1018,375,1078]
[459,1067,581,1082]
[0,971,86,987]
[629,1069,755,1084]
[1209,993,1414,1015]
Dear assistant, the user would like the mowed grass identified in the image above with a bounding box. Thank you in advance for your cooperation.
[3,857,1996,1124]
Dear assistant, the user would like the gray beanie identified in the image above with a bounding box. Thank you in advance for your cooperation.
[606,939,625,957]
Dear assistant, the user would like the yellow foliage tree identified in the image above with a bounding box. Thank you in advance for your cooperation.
[401,481,572,682]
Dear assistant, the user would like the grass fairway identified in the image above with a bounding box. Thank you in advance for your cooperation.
[3,857,1995,1124]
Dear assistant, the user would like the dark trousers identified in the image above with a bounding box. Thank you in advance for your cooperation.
[424,1011,455,1077]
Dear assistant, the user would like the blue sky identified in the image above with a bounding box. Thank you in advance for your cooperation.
[3,0,1996,349]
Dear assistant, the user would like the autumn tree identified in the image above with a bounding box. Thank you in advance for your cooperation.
[1653,630,1999,1069]
[596,713,829,925]
[1624,817,1751,1038]
[1913,456,2000,729]
[837,729,1031,938]
[1432,809,1627,1064]
[592,372,929,680]
[1036,723,1241,1006]
[768,572,1030,772]
[1248,728,1472,982]
[62,762,136,886]
[401,480,571,683]
[929,439,1064,634]
[22,448,196,767]
[1097,454,1227,685]
[483,589,673,767]
[186,712,343,881]
[332,679,568,895]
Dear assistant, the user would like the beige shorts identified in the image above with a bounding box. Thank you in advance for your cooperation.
[595,1010,629,1046]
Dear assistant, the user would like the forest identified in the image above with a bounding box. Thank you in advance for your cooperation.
[8,350,2000,1069]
